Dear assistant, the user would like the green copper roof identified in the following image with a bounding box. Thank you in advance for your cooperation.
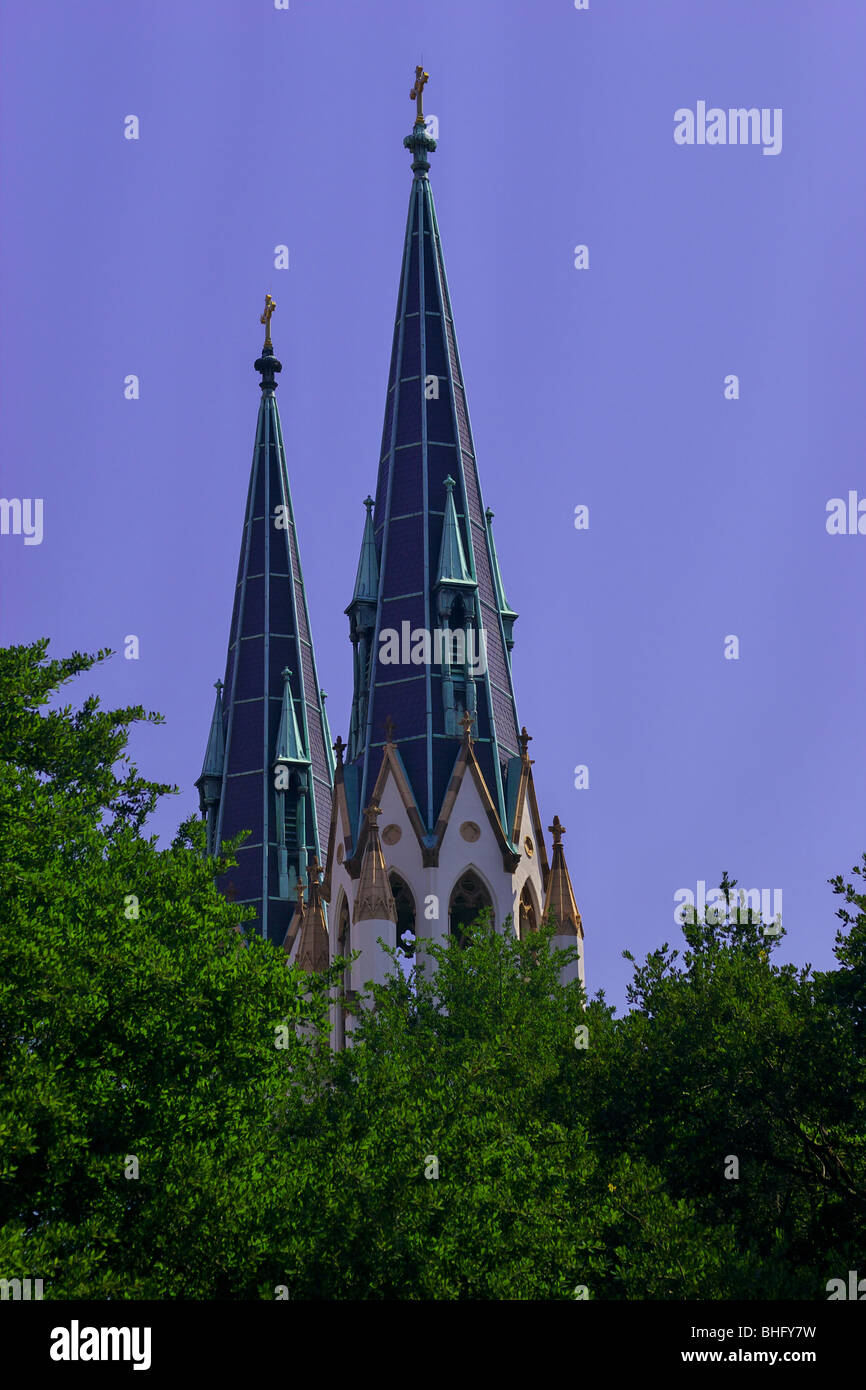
[275,666,309,765]
[436,477,475,587]
[320,689,336,778]
[485,507,518,646]
[198,679,225,783]
[350,495,379,606]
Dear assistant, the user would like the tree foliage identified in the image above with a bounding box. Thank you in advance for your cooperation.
[1,642,863,1298]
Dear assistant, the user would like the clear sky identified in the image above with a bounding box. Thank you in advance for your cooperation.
[2,0,864,1010]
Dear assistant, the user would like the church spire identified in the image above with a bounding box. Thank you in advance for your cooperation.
[205,298,333,944]
[354,802,396,925]
[295,856,330,974]
[351,495,379,605]
[196,680,225,855]
[348,65,522,841]
[543,816,583,941]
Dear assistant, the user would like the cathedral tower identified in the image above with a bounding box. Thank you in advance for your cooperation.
[322,68,584,1032]
[197,296,334,947]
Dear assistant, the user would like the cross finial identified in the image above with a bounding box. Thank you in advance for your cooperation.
[548,815,565,846]
[333,734,345,766]
[460,710,474,744]
[384,714,396,744]
[519,726,533,759]
[214,678,223,693]
[410,64,429,123]
[260,292,276,347]
[365,799,382,826]
[363,494,374,514]
[307,855,322,887]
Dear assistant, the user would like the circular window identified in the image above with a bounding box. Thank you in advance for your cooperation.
[382,824,402,845]
[524,836,534,857]
[336,843,344,864]
[460,821,481,843]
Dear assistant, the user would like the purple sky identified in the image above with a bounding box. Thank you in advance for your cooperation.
[2,0,864,1009]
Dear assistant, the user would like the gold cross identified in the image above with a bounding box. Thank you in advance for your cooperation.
[460,710,474,743]
[519,726,533,759]
[548,816,565,846]
[333,734,345,766]
[410,65,429,122]
[260,293,276,346]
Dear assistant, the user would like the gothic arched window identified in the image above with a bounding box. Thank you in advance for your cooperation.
[336,897,351,1051]
[389,873,416,959]
[449,870,493,947]
[519,883,537,939]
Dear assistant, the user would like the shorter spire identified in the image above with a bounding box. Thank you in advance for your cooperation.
[543,817,583,939]
[353,802,397,924]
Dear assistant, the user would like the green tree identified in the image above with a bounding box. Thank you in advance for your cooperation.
[576,871,866,1297]
[277,912,760,1299]
[2,640,863,1300]
[0,640,332,1298]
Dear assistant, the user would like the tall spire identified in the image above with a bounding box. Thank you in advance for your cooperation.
[347,65,522,841]
[204,298,333,944]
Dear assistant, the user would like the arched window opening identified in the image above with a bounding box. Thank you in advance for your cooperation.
[450,595,467,632]
[449,870,493,947]
[519,883,537,939]
[336,898,352,1051]
[390,873,416,959]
